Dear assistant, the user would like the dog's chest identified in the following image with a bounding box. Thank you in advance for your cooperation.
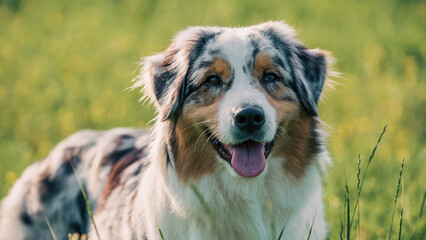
[162,199,288,240]
[160,159,322,240]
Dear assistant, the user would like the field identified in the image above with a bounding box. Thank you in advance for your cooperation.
[0,0,425,239]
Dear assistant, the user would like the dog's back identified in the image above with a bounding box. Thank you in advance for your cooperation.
[0,128,149,240]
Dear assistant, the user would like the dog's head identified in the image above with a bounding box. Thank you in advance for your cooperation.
[134,21,331,182]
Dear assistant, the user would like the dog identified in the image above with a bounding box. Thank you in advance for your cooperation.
[0,21,333,240]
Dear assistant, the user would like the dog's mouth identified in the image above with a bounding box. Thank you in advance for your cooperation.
[208,132,274,178]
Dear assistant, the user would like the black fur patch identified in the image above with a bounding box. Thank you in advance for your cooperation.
[242,65,248,74]
[281,95,298,103]
[153,50,179,102]
[207,48,221,56]
[188,31,223,69]
[249,37,261,67]
[308,119,323,155]
[271,55,286,71]
[198,60,214,70]
[39,170,61,203]
[259,28,291,71]
[289,46,327,116]
[20,210,32,225]
[73,191,88,234]
[291,77,318,116]
[102,148,135,166]
[166,129,177,168]
[296,45,326,104]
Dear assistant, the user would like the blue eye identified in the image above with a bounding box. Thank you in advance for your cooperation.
[205,75,222,86]
[263,72,280,82]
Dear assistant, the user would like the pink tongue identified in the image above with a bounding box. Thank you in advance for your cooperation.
[228,141,266,178]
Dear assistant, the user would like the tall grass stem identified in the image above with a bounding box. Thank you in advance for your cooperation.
[388,158,404,240]
[44,215,58,240]
[345,182,351,240]
[306,209,318,240]
[356,155,361,239]
[350,125,387,227]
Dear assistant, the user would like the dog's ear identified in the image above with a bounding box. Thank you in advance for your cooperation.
[258,21,330,116]
[293,46,329,116]
[134,27,222,122]
[133,46,187,122]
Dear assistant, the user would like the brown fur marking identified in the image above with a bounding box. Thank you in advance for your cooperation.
[261,80,315,179]
[173,94,223,182]
[273,110,314,179]
[97,147,145,212]
[253,53,282,80]
[206,58,232,83]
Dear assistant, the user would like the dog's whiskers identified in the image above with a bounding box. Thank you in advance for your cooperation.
[183,119,218,132]
[200,127,220,150]
[193,128,216,155]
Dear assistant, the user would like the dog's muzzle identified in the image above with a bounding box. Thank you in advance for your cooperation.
[209,106,274,178]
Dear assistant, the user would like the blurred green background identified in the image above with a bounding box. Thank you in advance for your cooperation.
[0,0,425,238]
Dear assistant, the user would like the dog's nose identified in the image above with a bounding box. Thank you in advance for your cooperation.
[234,107,265,133]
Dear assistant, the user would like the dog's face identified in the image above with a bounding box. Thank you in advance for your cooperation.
[135,22,329,182]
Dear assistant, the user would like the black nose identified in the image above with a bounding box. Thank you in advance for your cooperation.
[234,107,265,133]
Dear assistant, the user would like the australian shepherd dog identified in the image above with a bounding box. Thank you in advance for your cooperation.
[0,21,334,240]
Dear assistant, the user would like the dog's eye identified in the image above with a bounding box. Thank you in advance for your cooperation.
[204,75,222,86]
[263,72,280,83]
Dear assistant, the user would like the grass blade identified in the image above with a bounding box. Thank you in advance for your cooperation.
[277,209,293,240]
[306,210,318,240]
[398,171,405,240]
[351,125,387,227]
[398,207,404,240]
[356,155,361,239]
[345,181,351,240]
[341,181,347,240]
[154,217,165,240]
[69,162,101,240]
[341,177,347,240]
[44,215,58,240]
[388,158,404,240]
[158,226,165,240]
[419,190,426,219]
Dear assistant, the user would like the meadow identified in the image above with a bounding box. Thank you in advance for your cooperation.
[0,0,425,239]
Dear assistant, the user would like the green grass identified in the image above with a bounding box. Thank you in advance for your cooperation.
[0,0,425,239]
